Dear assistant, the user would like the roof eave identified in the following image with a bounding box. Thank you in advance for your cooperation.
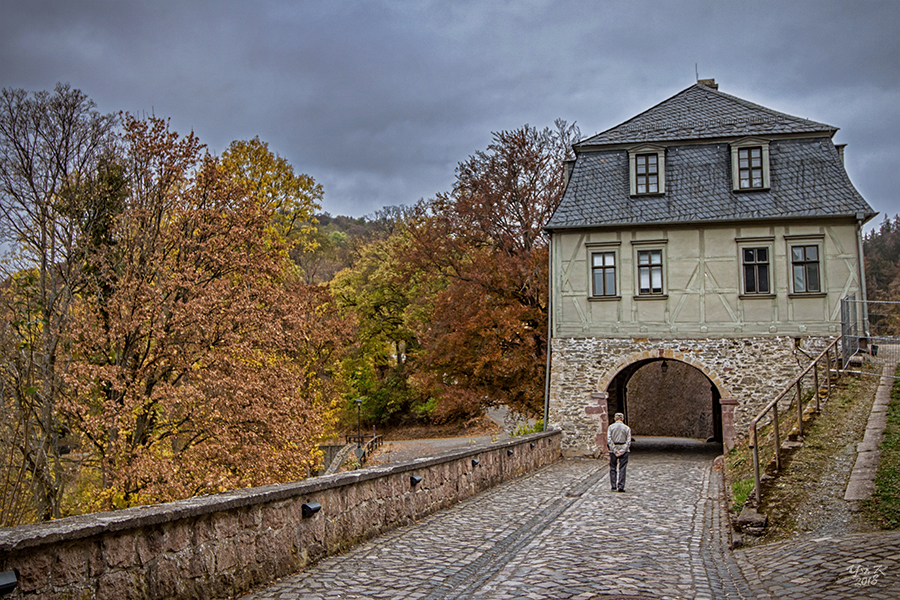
[544,211,878,233]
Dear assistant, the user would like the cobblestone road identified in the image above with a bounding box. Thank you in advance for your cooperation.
[240,440,742,599]
[240,438,899,599]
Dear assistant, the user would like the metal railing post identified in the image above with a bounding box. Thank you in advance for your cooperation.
[773,403,781,472]
[796,380,804,437]
[813,358,820,413]
[751,422,761,505]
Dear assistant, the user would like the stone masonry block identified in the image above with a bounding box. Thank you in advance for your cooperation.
[214,537,239,573]
[165,522,191,554]
[15,550,53,593]
[98,569,146,600]
[103,534,137,569]
[148,554,182,599]
[214,512,240,539]
[52,544,89,586]
[135,526,166,565]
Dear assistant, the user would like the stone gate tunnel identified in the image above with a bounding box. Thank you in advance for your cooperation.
[605,358,723,443]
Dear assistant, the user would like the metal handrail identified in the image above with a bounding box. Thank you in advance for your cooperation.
[345,434,384,467]
[749,337,842,505]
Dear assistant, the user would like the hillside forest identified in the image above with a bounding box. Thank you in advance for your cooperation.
[0,85,579,525]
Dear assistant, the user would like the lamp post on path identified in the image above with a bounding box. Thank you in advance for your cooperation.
[354,398,364,461]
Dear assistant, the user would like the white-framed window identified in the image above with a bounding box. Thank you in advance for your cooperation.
[591,251,617,297]
[791,244,821,294]
[730,137,770,191]
[742,247,771,295]
[637,249,664,295]
[628,144,666,196]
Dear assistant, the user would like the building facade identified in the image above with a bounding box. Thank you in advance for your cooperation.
[545,80,875,455]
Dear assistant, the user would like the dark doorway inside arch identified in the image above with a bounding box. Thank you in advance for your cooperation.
[606,359,722,442]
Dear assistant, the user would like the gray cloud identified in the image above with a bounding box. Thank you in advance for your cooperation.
[1,0,898,221]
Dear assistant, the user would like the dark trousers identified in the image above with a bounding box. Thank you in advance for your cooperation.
[609,451,629,491]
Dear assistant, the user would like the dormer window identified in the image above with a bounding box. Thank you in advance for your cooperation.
[628,144,665,196]
[731,137,770,191]
[738,147,763,189]
[635,154,658,194]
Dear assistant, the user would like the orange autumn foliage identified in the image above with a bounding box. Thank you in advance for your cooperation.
[60,117,351,510]
[400,124,572,419]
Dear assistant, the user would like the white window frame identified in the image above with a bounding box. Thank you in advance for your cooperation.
[590,251,617,297]
[785,234,825,296]
[736,236,775,298]
[741,246,773,295]
[586,242,621,300]
[631,239,668,298]
[628,144,666,196]
[730,137,770,191]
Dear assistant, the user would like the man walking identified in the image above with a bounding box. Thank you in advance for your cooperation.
[608,412,631,492]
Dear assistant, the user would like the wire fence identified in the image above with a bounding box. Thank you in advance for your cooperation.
[844,296,900,364]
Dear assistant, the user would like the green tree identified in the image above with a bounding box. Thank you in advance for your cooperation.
[331,227,427,424]
[864,215,900,336]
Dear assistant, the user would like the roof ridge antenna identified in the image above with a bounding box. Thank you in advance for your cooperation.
[695,63,699,82]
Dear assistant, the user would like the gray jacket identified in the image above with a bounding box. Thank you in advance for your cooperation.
[607,421,631,453]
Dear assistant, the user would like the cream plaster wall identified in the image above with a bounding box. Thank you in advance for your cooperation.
[552,219,861,340]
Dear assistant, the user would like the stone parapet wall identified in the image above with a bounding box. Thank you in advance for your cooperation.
[0,432,561,600]
[549,336,830,455]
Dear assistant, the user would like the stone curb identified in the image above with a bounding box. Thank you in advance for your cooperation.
[845,361,896,501]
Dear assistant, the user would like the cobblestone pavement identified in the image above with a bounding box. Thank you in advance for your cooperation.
[239,439,899,600]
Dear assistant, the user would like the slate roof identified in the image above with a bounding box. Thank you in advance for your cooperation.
[577,83,837,147]
[548,138,873,229]
[547,85,874,230]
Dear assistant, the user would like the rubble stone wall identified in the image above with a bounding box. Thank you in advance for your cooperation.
[0,432,560,600]
[549,336,832,455]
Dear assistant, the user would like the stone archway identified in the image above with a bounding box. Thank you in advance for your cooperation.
[608,358,720,440]
[593,349,736,450]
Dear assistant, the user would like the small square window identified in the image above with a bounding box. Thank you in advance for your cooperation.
[591,252,616,296]
[637,249,663,295]
[791,245,820,293]
[742,247,770,294]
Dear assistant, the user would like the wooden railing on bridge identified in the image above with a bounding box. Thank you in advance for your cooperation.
[749,337,842,505]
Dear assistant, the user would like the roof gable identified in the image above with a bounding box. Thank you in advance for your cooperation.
[577,84,837,147]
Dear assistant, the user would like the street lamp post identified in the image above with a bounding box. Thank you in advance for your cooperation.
[354,398,364,461]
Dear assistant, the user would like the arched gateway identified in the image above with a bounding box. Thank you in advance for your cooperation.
[588,351,734,453]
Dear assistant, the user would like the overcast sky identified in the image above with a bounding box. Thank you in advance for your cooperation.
[2,0,898,224]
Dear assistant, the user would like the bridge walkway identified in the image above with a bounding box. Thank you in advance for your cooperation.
[240,437,898,599]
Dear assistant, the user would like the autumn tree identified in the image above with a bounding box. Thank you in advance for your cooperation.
[57,116,351,510]
[400,122,577,420]
[221,136,322,252]
[0,84,117,523]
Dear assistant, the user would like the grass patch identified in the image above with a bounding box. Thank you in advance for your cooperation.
[732,478,754,511]
[864,364,900,529]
